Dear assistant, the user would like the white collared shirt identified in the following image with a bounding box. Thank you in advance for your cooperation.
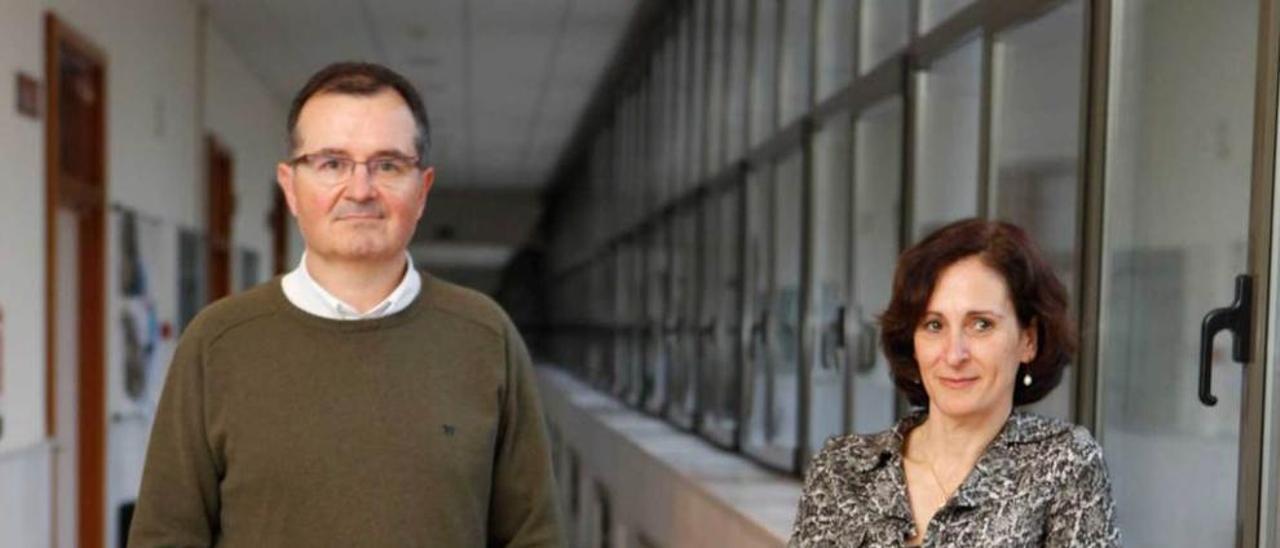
[281,251,421,320]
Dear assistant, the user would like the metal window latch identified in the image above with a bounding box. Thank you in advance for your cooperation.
[1198,274,1252,406]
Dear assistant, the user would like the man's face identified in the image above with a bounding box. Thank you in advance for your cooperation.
[277,89,434,264]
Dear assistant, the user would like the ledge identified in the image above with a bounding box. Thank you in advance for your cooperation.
[536,366,800,547]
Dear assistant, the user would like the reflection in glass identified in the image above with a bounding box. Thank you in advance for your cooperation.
[808,114,852,456]
[852,97,903,434]
[912,38,982,242]
[990,0,1085,421]
[1098,1,1258,545]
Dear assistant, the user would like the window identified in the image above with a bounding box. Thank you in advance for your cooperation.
[778,0,814,125]
[749,0,779,147]
[807,113,852,455]
[815,0,855,102]
[912,38,983,241]
[851,97,903,434]
[989,0,1086,421]
[860,0,910,73]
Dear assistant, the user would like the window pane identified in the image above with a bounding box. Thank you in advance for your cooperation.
[644,224,670,413]
[673,12,692,192]
[668,209,699,426]
[649,45,670,213]
[852,97,903,434]
[1098,1,1258,545]
[689,1,710,183]
[807,113,852,455]
[661,33,679,207]
[704,185,743,444]
[614,242,633,397]
[743,167,775,457]
[815,0,855,102]
[706,0,729,172]
[779,0,814,125]
[750,0,779,147]
[990,0,1085,421]
[860,0,910,74]
[919,0,973,34]
[628,239,647,406]
[697,193,722,430]
[912,38,982,241]
[746,149,804,467]
[726,0,752,161]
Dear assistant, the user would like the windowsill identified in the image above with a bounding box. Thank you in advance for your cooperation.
[536,366,801,546]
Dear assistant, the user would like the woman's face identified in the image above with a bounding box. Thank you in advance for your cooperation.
[913,255,1037,420]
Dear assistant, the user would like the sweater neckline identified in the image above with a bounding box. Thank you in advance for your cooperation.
[270,272,430,332]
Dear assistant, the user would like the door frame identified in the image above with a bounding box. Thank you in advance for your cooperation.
[1242,0,1280,545]
[44,12,108,548]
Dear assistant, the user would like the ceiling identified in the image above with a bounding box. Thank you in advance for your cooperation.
[204,0,636,190]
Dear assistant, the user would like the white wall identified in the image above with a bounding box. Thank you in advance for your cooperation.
[203,16,289,288]
[0,1,287,546]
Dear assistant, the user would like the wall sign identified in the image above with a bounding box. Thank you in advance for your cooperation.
[15,72,40,119]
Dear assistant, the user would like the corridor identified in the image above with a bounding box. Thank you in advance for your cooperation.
[1,1,1278,547]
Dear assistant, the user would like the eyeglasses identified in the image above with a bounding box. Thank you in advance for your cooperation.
[289,153,422,188]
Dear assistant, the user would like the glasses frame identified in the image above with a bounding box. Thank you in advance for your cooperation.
[288,152,423,187]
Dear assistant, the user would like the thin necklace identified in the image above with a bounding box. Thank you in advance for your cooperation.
[923,458,956,509]
[908,431,958,509]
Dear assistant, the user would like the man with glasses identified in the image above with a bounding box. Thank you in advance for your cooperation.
[129,62,563,547]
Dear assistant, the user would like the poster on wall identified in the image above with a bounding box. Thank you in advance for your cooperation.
[114,210,168,418]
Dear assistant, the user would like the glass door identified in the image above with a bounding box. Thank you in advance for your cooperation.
[1096,0,1267,545]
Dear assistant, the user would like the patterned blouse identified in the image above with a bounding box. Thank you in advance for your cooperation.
[790,412,1121,547]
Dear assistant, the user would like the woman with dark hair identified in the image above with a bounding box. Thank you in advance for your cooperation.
[790,219,1120,547]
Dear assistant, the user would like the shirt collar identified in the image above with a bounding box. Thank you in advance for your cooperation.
[844,410,1073,513]
[847,409,1069,471]
[282,250,421,320]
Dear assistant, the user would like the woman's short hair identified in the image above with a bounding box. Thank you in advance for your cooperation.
[879,219,1076,407]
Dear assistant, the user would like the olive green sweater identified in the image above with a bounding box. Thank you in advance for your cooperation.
[129,274,563,547]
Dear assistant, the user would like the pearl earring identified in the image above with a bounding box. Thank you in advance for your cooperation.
[1022,372,1033,387]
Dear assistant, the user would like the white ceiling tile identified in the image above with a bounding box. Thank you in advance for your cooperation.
[206,0,632,190]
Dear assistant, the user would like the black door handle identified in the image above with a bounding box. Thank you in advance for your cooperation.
[1198,274,1252,406]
